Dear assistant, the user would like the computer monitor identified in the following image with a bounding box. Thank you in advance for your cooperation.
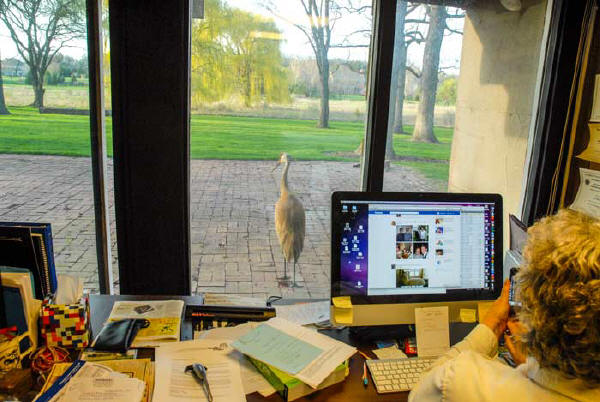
[331,192,503,325]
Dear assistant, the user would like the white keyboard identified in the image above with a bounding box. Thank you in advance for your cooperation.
[366,357,435,393]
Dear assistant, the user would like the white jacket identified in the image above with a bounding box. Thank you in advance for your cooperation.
[409,324,600,402]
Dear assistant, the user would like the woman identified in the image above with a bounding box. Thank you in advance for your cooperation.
[409,210,600,401]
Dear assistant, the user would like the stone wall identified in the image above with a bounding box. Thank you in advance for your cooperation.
[449,0,548,241]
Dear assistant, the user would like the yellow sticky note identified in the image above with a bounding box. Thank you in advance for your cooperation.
[332,296,353,325]
[459,308,477,323]
[477,302,494,322]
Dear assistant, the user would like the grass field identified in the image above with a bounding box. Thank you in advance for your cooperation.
[0,107,451,180]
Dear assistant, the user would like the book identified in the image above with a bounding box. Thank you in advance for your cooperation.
[106,300,184,347]
[0,222,57,298]
[248,356,348,401]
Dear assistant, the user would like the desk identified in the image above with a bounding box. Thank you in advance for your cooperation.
[89,295,409,402]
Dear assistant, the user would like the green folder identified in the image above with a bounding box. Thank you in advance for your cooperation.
[248,356,349,401]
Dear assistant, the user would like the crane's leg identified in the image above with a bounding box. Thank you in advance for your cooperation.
[277,258,290,281]
[291,261,303,288]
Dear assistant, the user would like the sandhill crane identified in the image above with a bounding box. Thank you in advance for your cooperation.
[273,153,305,288]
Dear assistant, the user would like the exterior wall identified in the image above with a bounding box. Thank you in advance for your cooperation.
[449,0,548,234]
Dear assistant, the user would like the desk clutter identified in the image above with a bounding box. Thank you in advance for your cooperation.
[0,220,469,401]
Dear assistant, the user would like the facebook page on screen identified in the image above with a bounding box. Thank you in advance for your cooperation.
[338,201,496,296]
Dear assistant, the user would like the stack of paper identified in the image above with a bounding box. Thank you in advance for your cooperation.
[38,359,154,402]
[106,300,184,347]
[154,339,247,402]
[35,360,146,402]
[231,317,356,389]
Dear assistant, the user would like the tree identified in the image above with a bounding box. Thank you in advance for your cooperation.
[0,0,85,108]
[265,0,339,128]
[0,50,9,114]
[190,0,289,108]
[386,2,426,159]
[412,6,463,143]
[437,76,457,105]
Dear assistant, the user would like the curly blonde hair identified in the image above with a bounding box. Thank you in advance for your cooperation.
[517,209,600,386]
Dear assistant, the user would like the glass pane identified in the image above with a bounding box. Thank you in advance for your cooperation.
[190,0,373,299]
[382,1,548,225]
[0,1,114,292]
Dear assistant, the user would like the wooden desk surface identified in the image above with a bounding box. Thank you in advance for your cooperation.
[89,295,409,402]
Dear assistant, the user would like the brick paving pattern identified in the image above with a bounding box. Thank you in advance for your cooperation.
[0,155,444,298]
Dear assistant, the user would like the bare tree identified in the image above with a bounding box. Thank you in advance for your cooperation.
[386,2,426,159]
[265,0,344,128]
[0,49,9,114]
[412,6,463,143]
[0,0,85,108]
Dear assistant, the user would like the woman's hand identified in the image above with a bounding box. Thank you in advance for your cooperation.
[482,279,511,340]
[504,319,528,366]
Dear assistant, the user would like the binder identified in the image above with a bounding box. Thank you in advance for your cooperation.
[0,222,57,298]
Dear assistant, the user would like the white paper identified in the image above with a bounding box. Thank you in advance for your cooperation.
[247,317,356,389]
[275,301,330,325]
[373,346,407,360]
[154,339,245,402]
[193,323,277,396]
[570,168,600,219]
[54,274,83,305]
[55,377,145,402]
[414,306,450,358]
[203,293,266,307]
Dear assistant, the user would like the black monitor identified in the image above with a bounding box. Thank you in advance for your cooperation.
[331,192,503,325]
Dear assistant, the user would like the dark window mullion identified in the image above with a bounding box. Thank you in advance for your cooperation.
[361,0,397,192]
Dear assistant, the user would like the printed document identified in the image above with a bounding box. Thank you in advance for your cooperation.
[107,300,184,347]
[232,317,356,388]
[154,339,245,402]
[194,323,276,396]
[274,301,330,325]
[415,306,450,357]
[570,168,600,219]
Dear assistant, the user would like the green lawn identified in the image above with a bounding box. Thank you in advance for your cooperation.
[0,107,451,180]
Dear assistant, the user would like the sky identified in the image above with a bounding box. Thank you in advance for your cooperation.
[1,0,464,73]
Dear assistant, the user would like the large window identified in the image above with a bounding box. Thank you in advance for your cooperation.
[0,0,116,293]
[190,0,374,299]
[190,0,550,299]
[382,1,549,249]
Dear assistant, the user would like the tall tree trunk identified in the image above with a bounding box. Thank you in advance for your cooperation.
[31,72,45,108]
[386,1,409,159]
[318,52,330,128]
[412,5,446,143]
[0,51,9,115]
[392,45,407,135]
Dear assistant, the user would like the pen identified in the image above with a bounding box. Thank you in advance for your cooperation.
[358,351,371,387]
[185,363,213,402]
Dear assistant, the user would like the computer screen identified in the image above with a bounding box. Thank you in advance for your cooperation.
[331,192,502,304]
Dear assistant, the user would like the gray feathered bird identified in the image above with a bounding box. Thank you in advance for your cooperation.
[273,153,305,288]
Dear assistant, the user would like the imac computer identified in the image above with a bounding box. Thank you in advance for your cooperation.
[331,192,503,326]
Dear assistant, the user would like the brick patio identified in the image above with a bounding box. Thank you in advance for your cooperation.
[0,154,444,298]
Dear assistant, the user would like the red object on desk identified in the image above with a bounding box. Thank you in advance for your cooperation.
[403,338,418,356]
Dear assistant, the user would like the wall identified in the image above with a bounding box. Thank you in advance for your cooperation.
[449,0,548,237]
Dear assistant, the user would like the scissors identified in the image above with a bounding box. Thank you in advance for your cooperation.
[185,363,213,402]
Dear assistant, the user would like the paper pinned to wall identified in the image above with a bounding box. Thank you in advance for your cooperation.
[415,306,450,358]
[331,296,353,325]
[570,168,600,219]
